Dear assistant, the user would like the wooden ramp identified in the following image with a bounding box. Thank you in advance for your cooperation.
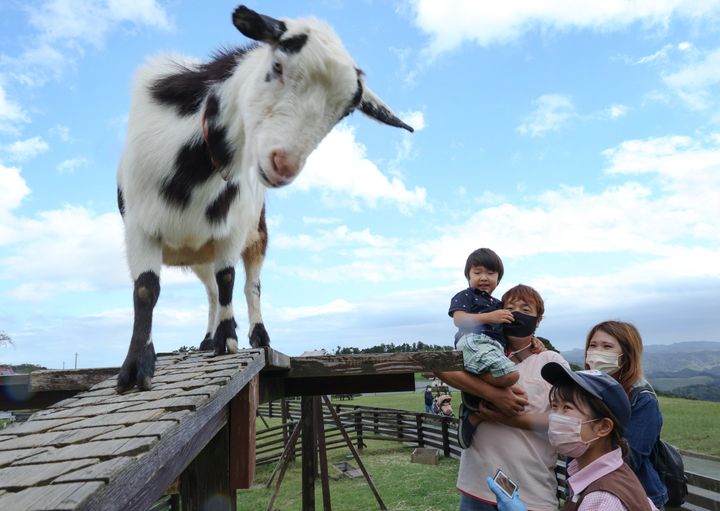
[0,349,269,511]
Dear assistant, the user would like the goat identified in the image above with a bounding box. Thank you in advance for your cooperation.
[116,5,413,392]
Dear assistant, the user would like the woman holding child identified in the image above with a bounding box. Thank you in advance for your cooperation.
[439,283,570,510]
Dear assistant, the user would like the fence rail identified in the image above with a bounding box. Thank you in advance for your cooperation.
[257,401,720,511]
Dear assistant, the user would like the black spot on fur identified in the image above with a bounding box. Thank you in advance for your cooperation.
[216,266,235,307]
[279,34,308,54]
[160,141,215,208]
[206,183,239,224]
[204,93,234,169]
[117,186,125,217]
[149,46,254,116]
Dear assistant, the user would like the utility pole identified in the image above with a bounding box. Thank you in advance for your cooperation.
[62,361,65,370]
[74,353,78,370]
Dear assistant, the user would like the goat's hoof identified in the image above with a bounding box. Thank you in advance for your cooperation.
[199,333,214,351]
[116,343,156,393]
[249,323,270,348]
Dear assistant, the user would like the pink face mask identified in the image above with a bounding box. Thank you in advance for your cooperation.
[547,413,600,457]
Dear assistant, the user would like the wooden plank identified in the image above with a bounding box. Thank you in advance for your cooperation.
[1,417,83,435]
[263,347,291,371]
[92,421,176,441]
[55,457,133,484]
[0,426,117,451]
[0,458,98,489]
[118,395,207,412]
[30,368,119,392]
[0,481,104,510]
[230,374,258,490]
[51,409,165,430]
[301,395,317,511]
[0,447,50,468]
[76,351,265,511]
[287,351,464,378]
[15,437,155,464]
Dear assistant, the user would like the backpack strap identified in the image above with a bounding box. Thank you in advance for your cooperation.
[629,381,656,407]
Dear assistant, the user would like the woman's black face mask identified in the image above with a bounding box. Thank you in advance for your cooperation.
[503,311,538,338]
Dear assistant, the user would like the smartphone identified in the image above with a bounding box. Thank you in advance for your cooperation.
[493,469,518,498]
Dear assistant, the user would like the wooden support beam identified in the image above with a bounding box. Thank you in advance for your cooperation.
[30,368,119,392]
[180,423,235,511]
[230,374,258,490]
[267,373,416,400]
[301,396,317,511]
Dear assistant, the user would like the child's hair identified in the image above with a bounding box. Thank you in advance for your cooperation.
[549,381,629,458]
[585,320,643,394]
[464,248,504,282]
[501,284,544,318]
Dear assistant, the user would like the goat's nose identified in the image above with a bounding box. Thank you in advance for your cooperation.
[271,150,298,179]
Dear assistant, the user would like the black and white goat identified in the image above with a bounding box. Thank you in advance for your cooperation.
[116,5,413,391]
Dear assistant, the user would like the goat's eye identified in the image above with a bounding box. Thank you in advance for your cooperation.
[272,60,283,75]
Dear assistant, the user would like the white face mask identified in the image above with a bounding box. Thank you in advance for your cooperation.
[585,350,622,375]
[547,413,600,458]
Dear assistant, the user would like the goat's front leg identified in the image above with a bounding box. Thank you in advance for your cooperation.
[117,228,162,392]
[212,237,241,356]
[242,210,270,348]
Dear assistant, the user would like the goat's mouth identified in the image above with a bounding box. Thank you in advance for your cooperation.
[258,164,288,189]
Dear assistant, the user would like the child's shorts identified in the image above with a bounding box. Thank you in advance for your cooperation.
[456,332,516,378]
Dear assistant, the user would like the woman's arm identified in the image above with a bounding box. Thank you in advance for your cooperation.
[626,392,662,470]
[434,370,528,416]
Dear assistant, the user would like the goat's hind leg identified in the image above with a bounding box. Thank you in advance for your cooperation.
[192,263,219,351]
[117,229,162,392]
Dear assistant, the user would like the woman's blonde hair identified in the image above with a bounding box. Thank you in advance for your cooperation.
[585,320,644,394]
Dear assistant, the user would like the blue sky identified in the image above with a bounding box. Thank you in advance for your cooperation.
[1,0,719,369]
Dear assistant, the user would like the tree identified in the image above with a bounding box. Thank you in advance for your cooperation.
[0,331,14,348]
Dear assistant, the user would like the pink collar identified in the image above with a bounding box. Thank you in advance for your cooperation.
[567,447,624,497]
[201,109,220,170]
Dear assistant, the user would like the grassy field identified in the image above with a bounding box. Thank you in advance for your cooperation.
[242,389,720,510]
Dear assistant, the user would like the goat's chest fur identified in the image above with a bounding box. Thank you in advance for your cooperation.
[118,65,264,254]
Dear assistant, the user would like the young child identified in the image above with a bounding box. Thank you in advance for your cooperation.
[487,363,659,510]
[448,248,517,448]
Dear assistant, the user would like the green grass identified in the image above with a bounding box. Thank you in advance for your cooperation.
[658,395,720,456]
[238,439,460,511]
[245,390,720,510]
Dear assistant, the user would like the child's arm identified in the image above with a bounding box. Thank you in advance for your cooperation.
[434,370,528,416]
[452,308,515,329]
[478,369,519,388]
[474,404,549,433]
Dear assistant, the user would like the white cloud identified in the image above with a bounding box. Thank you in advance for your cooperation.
[278,299,357,321]
[2,136,49,162]
[50,124,74,142]
[0,84,29,133]
[274,225,396,252]
[411,0,720,56]
[0,164,31,215]
[295,124,427,212]
[402,110,426,132]
[57,157,90,174]
[607,104,628,119]
[663,47,720,110]
[302,216,341,226]
[5,0,171,87]
[517,94,576,137]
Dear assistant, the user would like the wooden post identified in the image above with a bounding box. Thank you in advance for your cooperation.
[374,411,379,435]
[230,374,258,490]
[416,415,424,447]
[301,395,317,511]
[441,417,450,457]
[396,413,403,439]
[315,396,332,511]
[180,423,235,511]
[355,409,364,450]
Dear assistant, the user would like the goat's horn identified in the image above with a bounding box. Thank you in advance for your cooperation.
[359,86,414,133]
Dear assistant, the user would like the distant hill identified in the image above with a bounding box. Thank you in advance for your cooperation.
[562,341,720,402]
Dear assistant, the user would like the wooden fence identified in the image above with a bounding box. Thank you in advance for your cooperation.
[258,401,720,511]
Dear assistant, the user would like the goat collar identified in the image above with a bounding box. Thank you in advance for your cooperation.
[201,108,225,177]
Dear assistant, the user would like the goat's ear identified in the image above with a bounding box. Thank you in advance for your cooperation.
[358,76,414,133]
[232,5,287,43]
